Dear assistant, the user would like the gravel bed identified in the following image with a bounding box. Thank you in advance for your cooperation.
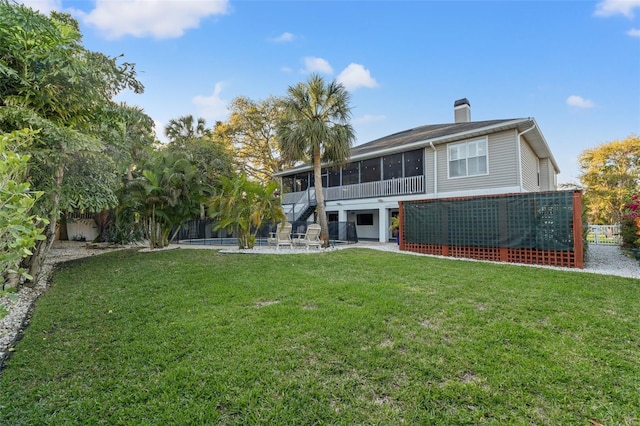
[1,242,638,369]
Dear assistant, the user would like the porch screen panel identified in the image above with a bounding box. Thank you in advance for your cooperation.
[282,175,295,194]
[360,157,381,183]
[342,162,359,185]
[328,168,341,187]
[383,153,403,179]
[294,172,309,191]
[404,149,424,177]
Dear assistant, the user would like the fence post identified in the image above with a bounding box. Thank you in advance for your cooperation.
[573,190,584,269]
[398,201,404,250]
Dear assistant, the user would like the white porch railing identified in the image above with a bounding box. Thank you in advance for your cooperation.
[587,224,621,245]
[281,190,308,205]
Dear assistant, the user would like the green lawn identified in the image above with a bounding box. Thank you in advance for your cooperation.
[1,248,638,425]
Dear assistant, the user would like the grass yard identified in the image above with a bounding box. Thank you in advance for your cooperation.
[0,248,638,425]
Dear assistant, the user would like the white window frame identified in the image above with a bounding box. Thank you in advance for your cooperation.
[447,137,489,179]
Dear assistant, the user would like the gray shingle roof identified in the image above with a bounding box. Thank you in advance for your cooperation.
[350,119,521,158]
[274,117,560,175]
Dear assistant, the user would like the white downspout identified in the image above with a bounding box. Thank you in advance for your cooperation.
[517,120,536,192]
[429,141,437,196]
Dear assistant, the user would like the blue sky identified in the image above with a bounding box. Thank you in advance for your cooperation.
[20,0,640,184]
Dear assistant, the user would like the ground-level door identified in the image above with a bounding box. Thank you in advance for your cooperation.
[389,209,399,243]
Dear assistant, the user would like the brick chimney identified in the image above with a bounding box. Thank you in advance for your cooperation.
[454,98,471,123]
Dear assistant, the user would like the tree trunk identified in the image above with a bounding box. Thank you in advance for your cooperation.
[313,149,330,248]
[58,213,69,241]
[91,210,111,242]
[24,162,64,287]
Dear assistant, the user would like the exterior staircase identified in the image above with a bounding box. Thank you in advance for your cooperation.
[282,189,318,222]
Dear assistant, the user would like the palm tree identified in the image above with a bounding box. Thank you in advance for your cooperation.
[209,174,284,249]
[164,115,210,148]
[277,74,355,247]
[125,151,205,249]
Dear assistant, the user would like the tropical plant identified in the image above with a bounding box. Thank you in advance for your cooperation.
[0,129,48,288]
[0,2,146,283]
[98,103,156,182]
[164,115,210,149]
[389,216,400,234]
[124,150,206,249]
[209,174,285,249]
[277,74,355,247]
[164,114,235,220]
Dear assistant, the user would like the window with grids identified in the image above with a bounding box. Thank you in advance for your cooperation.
[448,138,488,178]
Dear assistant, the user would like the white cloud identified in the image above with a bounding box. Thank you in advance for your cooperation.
[281,66,293,73]
[16,0,61,14]
[353,114,386,125]
[627,28,640,37]
[302,57,333,74]
[270,32,295,43]
[566,95,596,108]
[594,0,640,18]
[336,63,379,91]
[80,0,229,39]
[193,82,229,122]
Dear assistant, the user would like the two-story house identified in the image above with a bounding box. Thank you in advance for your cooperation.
[274,98,560,243]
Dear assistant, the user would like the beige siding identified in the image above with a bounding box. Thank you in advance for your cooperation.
[438,130,519,193]
[539,158,557,190]
[424,147,435,194]
[520,138,539,191]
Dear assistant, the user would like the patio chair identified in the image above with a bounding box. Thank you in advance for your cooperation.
[273,222,293,249]
[293,223,322,250]
[267,222,291,247]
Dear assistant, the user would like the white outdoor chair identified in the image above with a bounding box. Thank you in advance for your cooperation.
[293,224,322,250]
[273,222,293,249]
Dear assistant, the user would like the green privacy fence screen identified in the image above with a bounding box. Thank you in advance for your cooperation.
[399,190,584,268]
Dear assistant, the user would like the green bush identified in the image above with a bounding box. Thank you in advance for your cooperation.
[0,130,48,287]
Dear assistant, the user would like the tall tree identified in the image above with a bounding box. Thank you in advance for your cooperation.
[165,115,234,218]
[0,2,145,282]
[165,116,234,189]
[277,74,355,246]
[164,115,210,149]
[216,96,294,181]
[578,135,640,224]
[99,103,156,182]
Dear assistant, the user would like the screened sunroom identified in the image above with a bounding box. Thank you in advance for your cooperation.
[280,148,425,207]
